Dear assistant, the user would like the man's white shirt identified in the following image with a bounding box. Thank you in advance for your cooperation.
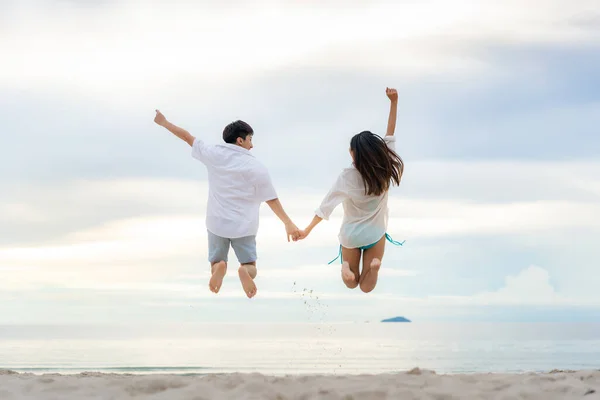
[191,138,277,238]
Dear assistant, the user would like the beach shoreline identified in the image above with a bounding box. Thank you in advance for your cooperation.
[1,368,599,399]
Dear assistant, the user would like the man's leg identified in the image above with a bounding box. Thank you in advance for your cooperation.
[207,231,230,294]
[231,236,258,299]
[241,262,257,279]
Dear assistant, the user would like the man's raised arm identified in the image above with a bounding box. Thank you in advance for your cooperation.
[154,110,195,147]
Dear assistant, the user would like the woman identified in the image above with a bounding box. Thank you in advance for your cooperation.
[299,88,404,293]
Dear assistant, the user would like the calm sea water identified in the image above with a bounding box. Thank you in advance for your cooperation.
[1,323,599,375]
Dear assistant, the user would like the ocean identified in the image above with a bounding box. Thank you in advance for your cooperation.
[1,323,599,375]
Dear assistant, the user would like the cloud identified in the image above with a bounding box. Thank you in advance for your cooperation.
[2,0,599,105]
[0,164,598,296]
[1,157,599,244]
[1,263,598,324]
[475,265,559,305]
[397,160,600,203]
[388,199,600,237]
[429,266,600,307]
[1,0,599,324]
[24,265,596,307]
[3,49,600,195]
[0,184,597,259]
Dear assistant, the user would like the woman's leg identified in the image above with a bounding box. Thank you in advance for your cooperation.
[341,246,362,289]
[359,235,386,293]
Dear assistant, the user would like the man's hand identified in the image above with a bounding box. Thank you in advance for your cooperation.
[386,87,398,103]
[154,109,167,126]
[285,222,301,242]
[266,199,301,242]
[153,109,195,146]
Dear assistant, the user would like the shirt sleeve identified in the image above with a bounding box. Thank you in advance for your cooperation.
[253,165,278,202]
[191,137,211,164]
[384,135,396,151]
[315,173,348,220]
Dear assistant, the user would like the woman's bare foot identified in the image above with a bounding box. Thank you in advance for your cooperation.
[238,265,257,298]
[359,258,381,293]
[341,261,358,289]
[209,261,227,293]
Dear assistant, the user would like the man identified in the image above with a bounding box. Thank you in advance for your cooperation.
[154,110,300,298]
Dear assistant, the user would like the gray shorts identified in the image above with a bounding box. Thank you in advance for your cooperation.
[207,230,257,264]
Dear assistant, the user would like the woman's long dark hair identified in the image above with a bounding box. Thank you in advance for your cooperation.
[350,131,404,196]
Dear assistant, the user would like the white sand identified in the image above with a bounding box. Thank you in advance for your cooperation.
[1,368,599,399]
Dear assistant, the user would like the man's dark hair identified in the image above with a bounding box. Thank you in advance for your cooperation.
[223,120,254,144]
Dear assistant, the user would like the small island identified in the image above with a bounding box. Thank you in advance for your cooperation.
[381,316,411,323]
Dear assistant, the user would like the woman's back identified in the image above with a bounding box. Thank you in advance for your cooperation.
[316,135,398,248]
[339,166,390,248]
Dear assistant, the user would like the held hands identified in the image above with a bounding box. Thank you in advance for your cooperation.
[293,216,321,242]
[386,87,398,103]
[285,223,312,242]
[296,229,309,240]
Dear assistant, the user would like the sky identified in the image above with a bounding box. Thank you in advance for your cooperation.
[1,0,599,324]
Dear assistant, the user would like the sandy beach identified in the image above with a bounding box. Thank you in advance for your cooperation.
[1,368,599,400]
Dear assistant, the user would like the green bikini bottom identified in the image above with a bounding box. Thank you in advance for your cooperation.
[328,233,405,265]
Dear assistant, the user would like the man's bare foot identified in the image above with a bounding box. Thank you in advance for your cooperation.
[209,261,227,293]
[238,265,257,298]
[359,258,381,293]
[341,261,358,289]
